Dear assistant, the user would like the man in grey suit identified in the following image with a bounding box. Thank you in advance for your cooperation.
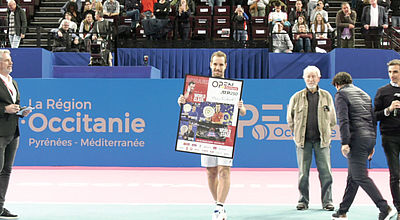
[361,0,388,48]
[0,49,31,219]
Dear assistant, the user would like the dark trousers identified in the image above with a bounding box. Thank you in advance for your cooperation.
[382,135,400,211]
[364,27,382,49]
[0,135,19,210]
[338,137,389,214]
[295,38,312,52]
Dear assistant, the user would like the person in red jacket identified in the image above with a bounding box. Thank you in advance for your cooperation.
[141,0,157,19]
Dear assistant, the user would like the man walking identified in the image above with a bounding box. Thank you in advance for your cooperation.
[287,66,336,211]
[7,0,27,48]
[331,72,396,220]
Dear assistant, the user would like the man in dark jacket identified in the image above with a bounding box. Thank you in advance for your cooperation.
[374,59,400,219]
[53,20,80,52]
[361,0,388,48]
[6,0,27,48]
[0,49,32,219]
[331,72,397,220]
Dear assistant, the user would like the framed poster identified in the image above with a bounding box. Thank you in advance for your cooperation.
[175,74,243,159]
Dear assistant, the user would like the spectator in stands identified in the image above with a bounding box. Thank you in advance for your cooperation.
[268,2,290,27]
[390,0,400,28]
[124,0,142,29]
[94,1,103,12]
[6,0,26,48]
[289,0,308,26]
[53,20,80,52]
[171,0,196,16]
[269,0,287,11]
[336,2,357,48]
[361,0,388,48]
[92,11,112,42]
[176,0,191,40]
[69,1,82,23]
[294,24,312,52]
[292,15,309,33]
[142,0,158,19]
[272,22,293,53]
[103,0,120,17]
[79,13,94,51]
[247,0,269,17]
[311,12,333,39]
[232,5,247,42]
[154,0,171,39]
[82,0,96,22]
[310,0,328,24]
[208,0,222,15]
[154,0,170,19]
[378,0,390,12]
[59,12,78,33]
[306,0,318,17]
[62,0,82,14]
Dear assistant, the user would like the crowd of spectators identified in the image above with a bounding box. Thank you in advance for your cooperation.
[36,0,400,53]
[3,0,399,52]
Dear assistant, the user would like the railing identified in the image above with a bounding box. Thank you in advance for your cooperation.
[382,27,400,51]
[0,25,43,48]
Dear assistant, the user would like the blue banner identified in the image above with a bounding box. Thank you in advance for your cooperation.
[15,78,389,168]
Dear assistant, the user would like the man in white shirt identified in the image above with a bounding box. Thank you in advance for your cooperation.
[361,0,388,48]
[0,49,32,219]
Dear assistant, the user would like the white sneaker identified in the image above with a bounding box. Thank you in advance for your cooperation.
[217,209,227,220]
[212,210,219,220]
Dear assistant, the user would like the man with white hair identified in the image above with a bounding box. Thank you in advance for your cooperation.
[7,0,27,48]
[287,66,336,211]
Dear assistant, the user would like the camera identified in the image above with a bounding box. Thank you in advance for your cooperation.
[88,41,108,66]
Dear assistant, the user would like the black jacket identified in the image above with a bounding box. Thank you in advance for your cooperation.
[374,83,400,136]
[335,84,376,145]
[391,0,400,16]
[0,79,20,137]
[6,5,27,36]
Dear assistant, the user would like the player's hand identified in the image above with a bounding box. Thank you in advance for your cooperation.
[368,148,375,160]
[5,104,20,114]
[341,144,350,158]
[178,95,186,105]
[238,100,244,109]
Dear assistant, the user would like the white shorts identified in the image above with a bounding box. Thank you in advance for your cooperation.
[201,155,233,167]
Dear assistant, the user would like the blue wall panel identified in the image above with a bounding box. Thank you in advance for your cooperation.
[14,78,389,168]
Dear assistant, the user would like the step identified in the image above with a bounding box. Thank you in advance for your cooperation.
[28,27,56,32]
[38,7,63,12]
[30,21,60,25]
[22,38,49,44]
[35,11,63,17]
[34,17,61,23]
[41,1,66,7]
[41,0,68,3]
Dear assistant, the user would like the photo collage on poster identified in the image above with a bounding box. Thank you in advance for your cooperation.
[175,75,243,159]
